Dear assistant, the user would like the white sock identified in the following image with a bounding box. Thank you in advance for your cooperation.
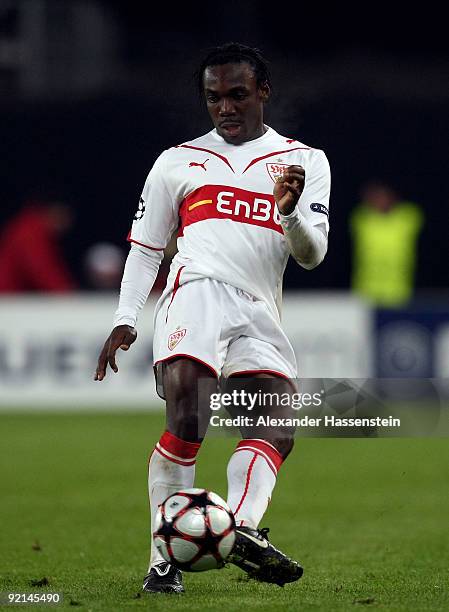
[148,430,200,570]
[226,439,283,529]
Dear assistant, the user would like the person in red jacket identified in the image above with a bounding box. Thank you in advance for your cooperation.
[0,200,76,292]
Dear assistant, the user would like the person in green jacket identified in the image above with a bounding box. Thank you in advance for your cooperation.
[350,181,423,307]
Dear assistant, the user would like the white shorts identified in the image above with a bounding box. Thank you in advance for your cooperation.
[153,278,297,394]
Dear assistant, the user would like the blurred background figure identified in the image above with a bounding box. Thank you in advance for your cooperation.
[0,197,77,293]
[350,182,424,307]
[84,242,125,290]
[83,237,177,293]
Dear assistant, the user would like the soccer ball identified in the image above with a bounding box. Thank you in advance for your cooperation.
[153,488,236,571]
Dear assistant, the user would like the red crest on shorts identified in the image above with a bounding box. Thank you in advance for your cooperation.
[168,329,186,351]
[266,163,290,183]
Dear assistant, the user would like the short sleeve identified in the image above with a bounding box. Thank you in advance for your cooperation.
[128,150,178,251]
[297,149,331,231]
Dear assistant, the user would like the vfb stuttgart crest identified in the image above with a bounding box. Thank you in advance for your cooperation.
[266,162,290,183]
[168,328,186,351]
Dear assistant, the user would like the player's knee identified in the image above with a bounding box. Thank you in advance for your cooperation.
[164,358,213,441]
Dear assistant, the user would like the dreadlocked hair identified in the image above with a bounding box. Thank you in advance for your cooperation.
[196,42,272,96]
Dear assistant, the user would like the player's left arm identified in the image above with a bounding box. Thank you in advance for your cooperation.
[274,149,330,270]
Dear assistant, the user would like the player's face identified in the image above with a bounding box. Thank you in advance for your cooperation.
[203,62,269,145]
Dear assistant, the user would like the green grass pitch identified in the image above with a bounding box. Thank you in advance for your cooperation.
[1,411,448,611]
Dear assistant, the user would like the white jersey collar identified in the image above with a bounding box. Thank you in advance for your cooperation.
[210,125,277,147]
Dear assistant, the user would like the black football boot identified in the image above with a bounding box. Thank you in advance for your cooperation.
[229,526,303,586]
[142,562,184,594]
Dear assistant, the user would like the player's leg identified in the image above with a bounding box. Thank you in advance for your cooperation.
[145,277,226,591]
[149,358,215,570]
[145,278,248,591]
[225,372,302,585]
[226,373,295,529]
[223,295,298,530]
[144,357,216,593]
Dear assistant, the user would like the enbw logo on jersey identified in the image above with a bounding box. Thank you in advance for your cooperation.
[216,191,281,226]
[179,185,283,236]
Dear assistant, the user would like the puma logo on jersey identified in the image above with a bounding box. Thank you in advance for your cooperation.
[189,158,209,171]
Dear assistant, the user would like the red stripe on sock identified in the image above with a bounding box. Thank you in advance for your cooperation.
[236,439,283,473]
[234,448,276,477]
[154,445,196,466]
[234,452,257,517]
[159,430,201,459]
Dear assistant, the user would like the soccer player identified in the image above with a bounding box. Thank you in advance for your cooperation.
[95,43,330,593]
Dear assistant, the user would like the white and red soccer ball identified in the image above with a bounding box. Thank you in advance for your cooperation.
[153,488,236,571]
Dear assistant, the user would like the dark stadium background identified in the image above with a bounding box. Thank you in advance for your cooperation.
[1,1,447,292]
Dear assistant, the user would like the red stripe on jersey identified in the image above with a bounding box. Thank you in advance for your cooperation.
[165,266,185,322]
[177,144,235,173]
[178,185,283,236]
[126,231,164,251]
[242,147,311,174]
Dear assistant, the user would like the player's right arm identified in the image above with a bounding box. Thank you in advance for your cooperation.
[95,150,178,381]
[274,150,331,270]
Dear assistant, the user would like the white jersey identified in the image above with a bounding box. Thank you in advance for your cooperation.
[128,126,330,319]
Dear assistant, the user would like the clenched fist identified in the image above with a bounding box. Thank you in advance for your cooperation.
[273,165,305,216]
